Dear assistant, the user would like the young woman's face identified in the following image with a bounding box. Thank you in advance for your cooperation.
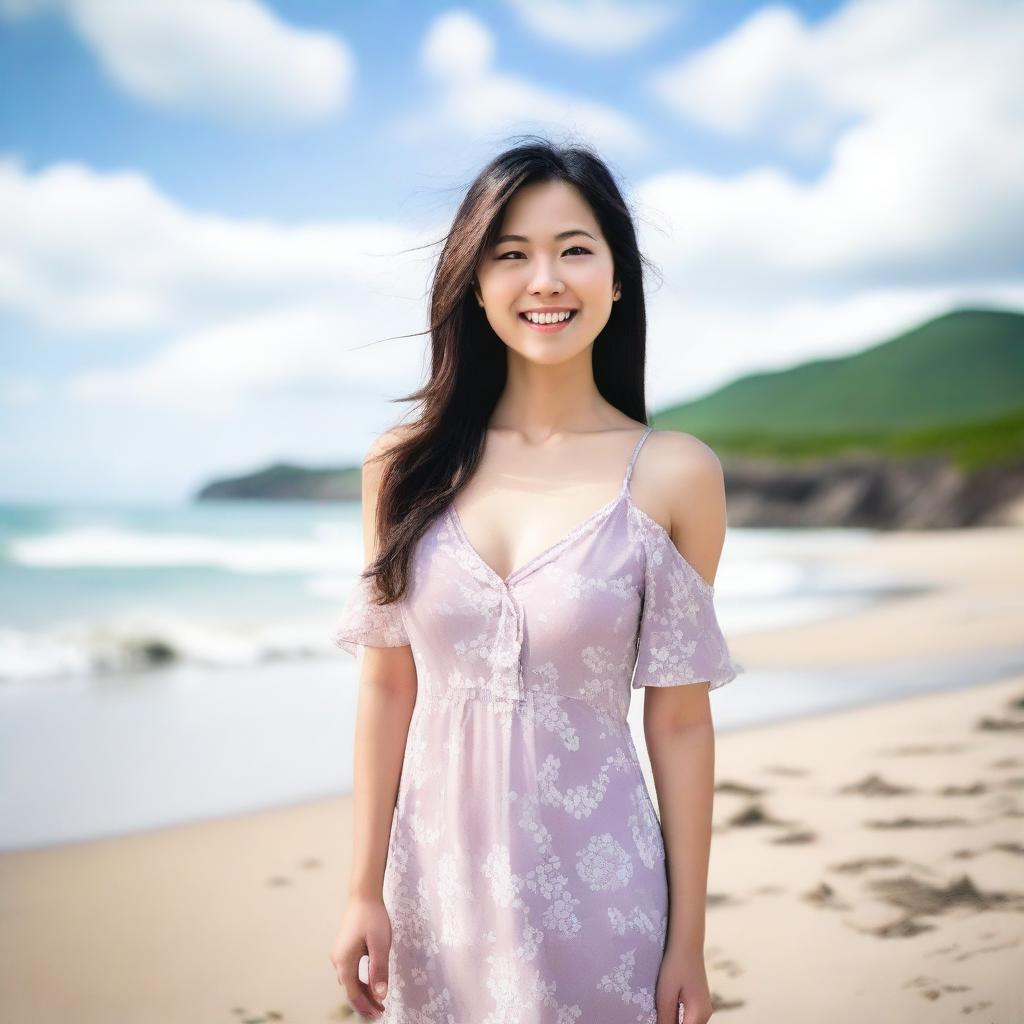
[473,179,620,363]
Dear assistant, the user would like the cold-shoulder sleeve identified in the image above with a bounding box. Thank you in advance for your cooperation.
[333,573,410,658]
[632,520,743,691]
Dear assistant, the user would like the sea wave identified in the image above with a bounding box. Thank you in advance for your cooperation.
[6,522,356,573]
[0,613,337,683]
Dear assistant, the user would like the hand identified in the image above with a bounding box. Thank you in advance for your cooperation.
[329,894,392,1019]
[656,939,713,1024]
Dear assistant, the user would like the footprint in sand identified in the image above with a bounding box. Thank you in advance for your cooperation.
[864,914,934,938]
[937,781,988,796]
[715,779,766,797]
[829,855,905,874]
[708,886,783,908]
[868,872,1024,916]
[266,858,322,887]
[839,773,916,796]
[865,814,969,829]
[882,743,965,756]
[990,756,1022,769]
[709,955,745,979]
[771,829,817,845]
[723,802,795,833]
[762,764,808,777]
[709,992,745,1012]
[992,840,1024,857]
[962,1000,994,1014]
[849,871,1024,940]
[706,892,735,908]
[802,881,851,910]
[975,715,1024,731]
[903,974,971,1002]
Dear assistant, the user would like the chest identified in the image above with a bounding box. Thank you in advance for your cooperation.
[403,501,647,704]
[449,485,630,586]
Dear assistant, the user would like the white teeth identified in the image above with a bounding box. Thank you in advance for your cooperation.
[524,310,574,324]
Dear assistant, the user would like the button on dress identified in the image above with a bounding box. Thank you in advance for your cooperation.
[333,427,743,1023]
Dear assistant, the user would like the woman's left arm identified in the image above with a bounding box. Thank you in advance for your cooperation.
[645,698,716,1019]
[642,437,728,1024]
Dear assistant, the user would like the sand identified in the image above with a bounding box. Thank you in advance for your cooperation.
[1,526,1022,1023]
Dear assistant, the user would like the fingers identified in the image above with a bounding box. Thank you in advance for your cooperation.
[366,937,390,1010]
[660,995,710,1024]
[656,990,685,1024]
[337,951,385,1019]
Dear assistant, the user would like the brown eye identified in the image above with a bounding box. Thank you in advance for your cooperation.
[497,246,590,260]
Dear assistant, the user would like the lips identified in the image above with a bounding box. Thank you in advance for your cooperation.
[518,309,579,332]
[518,310,578,323]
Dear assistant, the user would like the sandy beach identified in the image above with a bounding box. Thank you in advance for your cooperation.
[2,526,1022,1023]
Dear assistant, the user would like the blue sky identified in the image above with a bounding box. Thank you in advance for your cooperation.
[1,0,1021,503]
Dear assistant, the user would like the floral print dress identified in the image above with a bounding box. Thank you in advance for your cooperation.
[334,426,743,1023]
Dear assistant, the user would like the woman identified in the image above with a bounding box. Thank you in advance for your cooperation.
[329,137,742,1024]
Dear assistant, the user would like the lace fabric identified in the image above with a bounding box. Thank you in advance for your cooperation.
[333,573,409,658]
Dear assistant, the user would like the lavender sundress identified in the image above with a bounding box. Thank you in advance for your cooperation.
[334,426,742,1023]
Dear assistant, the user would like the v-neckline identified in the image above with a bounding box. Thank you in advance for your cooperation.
[447,485,628,589]
[445,425,653,590]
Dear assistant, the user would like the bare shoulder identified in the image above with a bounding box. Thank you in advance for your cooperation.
[639,429,727,586]
[363,423,415,483]
[646,429,723,485]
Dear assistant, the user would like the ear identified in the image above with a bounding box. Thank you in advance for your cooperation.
[472,278,484,307]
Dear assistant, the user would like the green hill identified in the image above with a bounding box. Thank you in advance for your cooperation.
[196,461,361,501]
[654,308,1024,469]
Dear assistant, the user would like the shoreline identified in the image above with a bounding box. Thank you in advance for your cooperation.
[10,528,1021,852]
[732,524,1023,667]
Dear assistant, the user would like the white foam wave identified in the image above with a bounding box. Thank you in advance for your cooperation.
[0,613,338,683]
[7,524,360,574]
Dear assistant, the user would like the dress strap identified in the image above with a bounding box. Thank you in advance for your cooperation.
[622,426,654,490]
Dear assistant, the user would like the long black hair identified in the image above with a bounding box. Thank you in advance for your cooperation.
[365,133,658,604]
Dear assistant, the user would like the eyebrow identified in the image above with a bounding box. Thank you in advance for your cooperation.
[494,229,598,245]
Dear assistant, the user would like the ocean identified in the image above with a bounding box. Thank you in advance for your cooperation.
[4,499,1020,850]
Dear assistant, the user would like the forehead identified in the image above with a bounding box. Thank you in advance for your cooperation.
[497,179,599,238]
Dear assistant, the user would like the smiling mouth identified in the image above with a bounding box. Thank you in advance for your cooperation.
[519,310,579,328]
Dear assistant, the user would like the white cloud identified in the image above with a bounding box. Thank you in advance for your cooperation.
[0,0,354,125]
[422,7,494,80]
[649,0,1022,156]
[502,0,680,55]
[635,0,1024,296]
[650,5,830,151]
[68,305,416,417]
[0,153,434,335]
[407,10,647,153]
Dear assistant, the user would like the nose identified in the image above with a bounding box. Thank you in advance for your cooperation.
[528,259,564,295]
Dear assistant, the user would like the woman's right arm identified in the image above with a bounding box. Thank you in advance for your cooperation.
[331,430,417,1019]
